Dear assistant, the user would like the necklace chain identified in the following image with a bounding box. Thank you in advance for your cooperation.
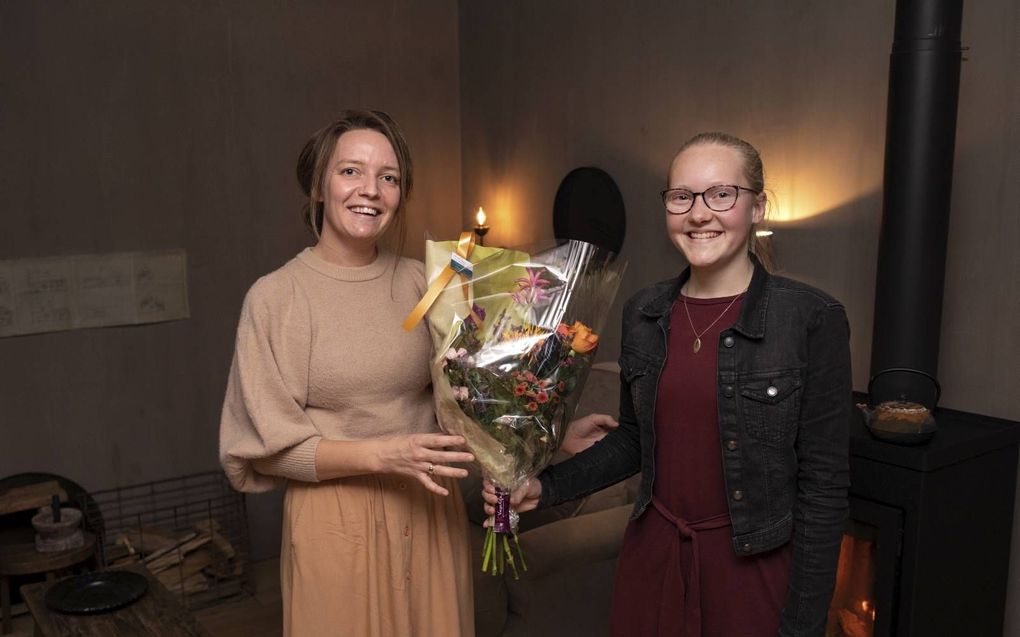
[682,289,744,354]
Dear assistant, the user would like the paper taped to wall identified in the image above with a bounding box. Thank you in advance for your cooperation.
[0,249,189,337]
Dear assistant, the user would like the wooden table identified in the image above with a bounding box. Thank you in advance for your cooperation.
[20,562,212,637]
[0,531,96,635]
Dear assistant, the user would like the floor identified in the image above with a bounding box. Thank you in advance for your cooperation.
[5,559,284,637]
[193,558,283,637]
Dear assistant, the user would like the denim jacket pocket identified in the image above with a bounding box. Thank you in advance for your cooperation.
[739,371,802,445]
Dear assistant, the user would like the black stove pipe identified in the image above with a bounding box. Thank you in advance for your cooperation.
[869,0,964,410]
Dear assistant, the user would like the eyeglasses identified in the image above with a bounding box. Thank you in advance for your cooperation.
[660,185,760,215]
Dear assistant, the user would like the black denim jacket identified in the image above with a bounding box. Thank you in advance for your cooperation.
[540,254,852,636]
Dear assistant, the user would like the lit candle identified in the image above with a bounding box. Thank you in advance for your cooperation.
[474,207,490,246]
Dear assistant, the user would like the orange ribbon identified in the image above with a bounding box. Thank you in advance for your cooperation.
[403,232,482,331]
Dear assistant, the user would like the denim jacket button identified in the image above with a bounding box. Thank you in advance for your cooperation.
[731,489,744,501]
[723,385,734,398]
[741,543,753,553]
[725,439,738,451]
[766,385,779,397]
[723,336,735,348]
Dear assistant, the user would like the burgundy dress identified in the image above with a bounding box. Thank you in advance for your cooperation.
[610,293,793,637]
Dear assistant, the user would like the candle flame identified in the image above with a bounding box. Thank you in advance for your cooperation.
[475,207,487,227]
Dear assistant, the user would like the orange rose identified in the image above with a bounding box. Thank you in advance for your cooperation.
[556,323,576,339]
[570,322,599,354]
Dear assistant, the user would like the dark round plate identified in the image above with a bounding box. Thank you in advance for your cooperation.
[45,571,149,614]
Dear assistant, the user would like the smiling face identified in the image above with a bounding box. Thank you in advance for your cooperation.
[316,129,402,265]
[666,143,764,283]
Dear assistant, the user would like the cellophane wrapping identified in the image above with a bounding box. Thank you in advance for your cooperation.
[422,238,625,576]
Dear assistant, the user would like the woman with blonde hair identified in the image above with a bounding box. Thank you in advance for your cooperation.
[488,132,851,636]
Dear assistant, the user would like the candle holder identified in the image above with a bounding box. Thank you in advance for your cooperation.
[474,224,489,246]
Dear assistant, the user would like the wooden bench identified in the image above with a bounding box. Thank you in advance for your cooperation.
[19,563,211,637]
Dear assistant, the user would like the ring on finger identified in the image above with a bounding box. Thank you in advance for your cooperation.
[427,462,436,475]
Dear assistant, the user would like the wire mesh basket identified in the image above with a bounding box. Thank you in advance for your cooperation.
[77,471,249,609]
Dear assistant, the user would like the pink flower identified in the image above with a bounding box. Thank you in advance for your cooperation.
[512,268,553,307]
[515,268,551,291]
[536,391,549,404]
[526,401,538,412]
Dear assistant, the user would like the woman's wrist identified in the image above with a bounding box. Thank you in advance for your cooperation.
[315,438,385,479]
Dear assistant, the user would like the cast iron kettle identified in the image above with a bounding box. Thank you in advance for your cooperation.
[859,368,941,445]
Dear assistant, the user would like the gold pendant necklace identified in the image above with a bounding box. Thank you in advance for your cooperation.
[682,290,744,354]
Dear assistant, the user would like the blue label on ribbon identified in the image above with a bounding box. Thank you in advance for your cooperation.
[450,253,473,278]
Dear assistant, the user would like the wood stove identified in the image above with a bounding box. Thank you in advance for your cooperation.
[826,401,1020,636]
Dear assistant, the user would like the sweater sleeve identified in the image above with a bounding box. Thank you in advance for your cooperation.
[219,275,322,493]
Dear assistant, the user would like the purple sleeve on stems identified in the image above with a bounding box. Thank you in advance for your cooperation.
[493,486,513,534]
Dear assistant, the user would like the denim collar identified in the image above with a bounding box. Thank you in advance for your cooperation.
[639,252,769,339]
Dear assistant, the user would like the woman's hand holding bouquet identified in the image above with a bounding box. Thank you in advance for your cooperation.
[480,413,618,519]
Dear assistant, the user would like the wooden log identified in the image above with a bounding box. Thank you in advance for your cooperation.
[146,534,211,574]
[116,526,184,555]
[161,548,213,580]
[193,518,242,578]
[195,523,235,560]
[0,481,67,516]
[157,569,209,595]
[155,549,213,595]
[142,532,198,565]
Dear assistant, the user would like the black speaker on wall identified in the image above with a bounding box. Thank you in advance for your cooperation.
[553,167,626,257]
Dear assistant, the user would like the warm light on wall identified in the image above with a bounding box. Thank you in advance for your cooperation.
[767,181,836,223]
[764,151,881,224]
[470,184,534,248]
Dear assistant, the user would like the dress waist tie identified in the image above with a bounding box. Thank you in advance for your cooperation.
[651,496,731,637]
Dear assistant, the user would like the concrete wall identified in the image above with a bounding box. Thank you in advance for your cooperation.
[0,0,463,559]
[459,0,1020,632]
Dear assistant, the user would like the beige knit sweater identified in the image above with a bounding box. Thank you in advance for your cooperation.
[219,248,436,493]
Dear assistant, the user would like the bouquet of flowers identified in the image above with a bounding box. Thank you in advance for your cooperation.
[405,234,624,576]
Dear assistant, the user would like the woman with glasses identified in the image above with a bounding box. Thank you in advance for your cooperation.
[486,132,851,636]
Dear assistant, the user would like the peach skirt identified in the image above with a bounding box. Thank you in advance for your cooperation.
[281,474,474,637]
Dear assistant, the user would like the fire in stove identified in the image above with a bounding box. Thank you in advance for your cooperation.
[827,529,877,637]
